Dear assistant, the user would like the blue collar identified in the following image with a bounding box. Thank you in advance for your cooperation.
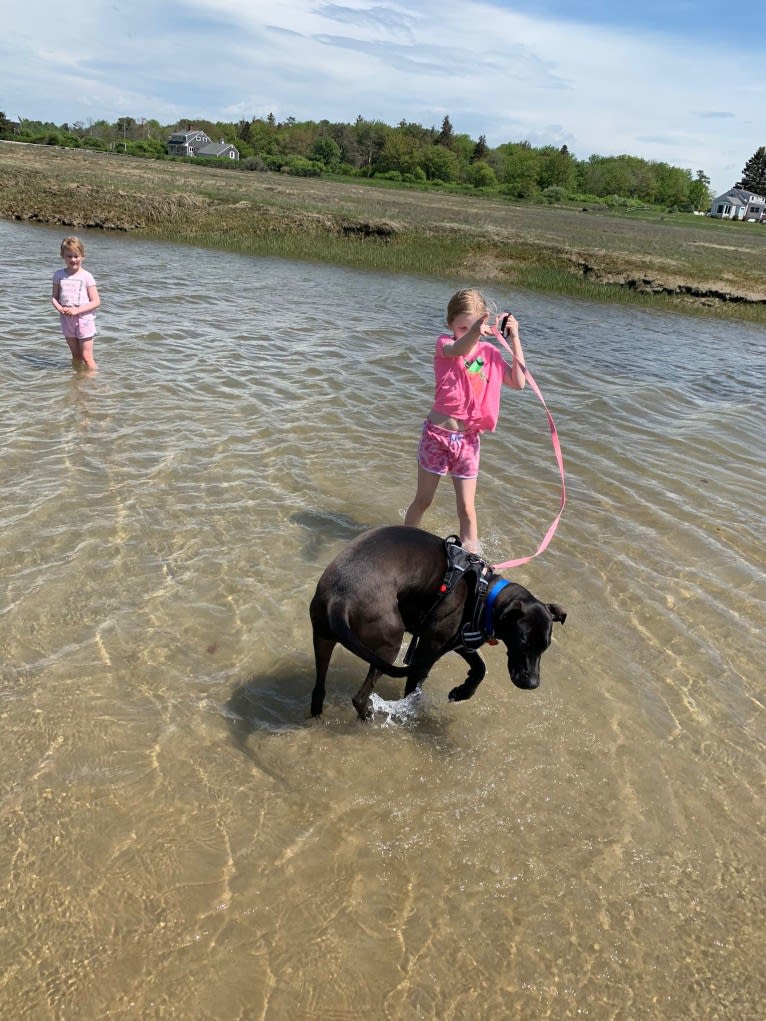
[484,578,511,638]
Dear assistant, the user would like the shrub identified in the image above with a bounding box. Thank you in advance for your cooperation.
[542,185,567,203]
[243,156,268,172]
[285,156,322,177]
[467,161,497,189]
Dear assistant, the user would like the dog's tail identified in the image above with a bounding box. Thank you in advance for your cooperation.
[327,607,410,678]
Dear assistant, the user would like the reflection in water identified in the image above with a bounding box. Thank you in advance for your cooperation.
[1,219,764,1020]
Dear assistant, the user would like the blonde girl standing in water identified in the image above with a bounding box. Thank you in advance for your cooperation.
[404,288,526,553]
[52,236,101,370]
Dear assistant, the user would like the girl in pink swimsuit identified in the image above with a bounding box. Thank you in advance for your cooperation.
[404,288,527,553]
[52,236,101,371]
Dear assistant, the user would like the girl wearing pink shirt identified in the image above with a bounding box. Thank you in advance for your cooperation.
[52,236,101,371]
[404,288,526,553]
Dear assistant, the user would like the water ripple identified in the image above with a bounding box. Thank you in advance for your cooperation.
[1,219,764,1020]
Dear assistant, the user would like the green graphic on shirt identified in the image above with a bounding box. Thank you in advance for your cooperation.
[465,357,484,374]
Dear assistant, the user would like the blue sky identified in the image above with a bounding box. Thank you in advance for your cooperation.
[2,0,765,195]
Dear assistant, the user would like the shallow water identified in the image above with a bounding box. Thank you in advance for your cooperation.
[1,219,764,1020]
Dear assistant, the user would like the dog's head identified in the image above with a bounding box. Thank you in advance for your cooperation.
[494,596,567,690]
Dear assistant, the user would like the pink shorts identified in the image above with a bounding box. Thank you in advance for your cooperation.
[61,313,96,341]
[417,420,481,479]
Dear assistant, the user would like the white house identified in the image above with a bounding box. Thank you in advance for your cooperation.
[710,188,766,221]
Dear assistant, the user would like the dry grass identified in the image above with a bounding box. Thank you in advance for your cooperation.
[3,141,766,321]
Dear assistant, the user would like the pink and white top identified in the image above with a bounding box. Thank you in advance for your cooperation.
[53,268,97,336]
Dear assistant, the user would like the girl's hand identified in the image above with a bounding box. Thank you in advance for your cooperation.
[499,312,519,339]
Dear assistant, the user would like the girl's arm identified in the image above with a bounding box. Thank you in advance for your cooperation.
[53,283,101,317]
[51,279,65,314]
[440,314,488,357]
[81,283,101,314]
[501,314,526,390]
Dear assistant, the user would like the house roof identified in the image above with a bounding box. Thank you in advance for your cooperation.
[167,130,210,143]
[714,187,765,205]
[197,142,238,156]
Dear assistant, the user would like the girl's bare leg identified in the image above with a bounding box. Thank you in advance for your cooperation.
[65,336,84,368]
[404,465,442,529]
[452,475,480,552]
[79,338,97,371]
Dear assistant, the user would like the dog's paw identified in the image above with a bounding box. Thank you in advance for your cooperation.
[449,683,476,702]
[352,695,373,721]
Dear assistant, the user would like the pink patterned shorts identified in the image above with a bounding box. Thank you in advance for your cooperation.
[417,420,481,479]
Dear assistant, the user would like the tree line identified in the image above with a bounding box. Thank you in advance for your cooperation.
[2,110,762,212]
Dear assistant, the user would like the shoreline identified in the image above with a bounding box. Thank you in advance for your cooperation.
[2,141,765,323]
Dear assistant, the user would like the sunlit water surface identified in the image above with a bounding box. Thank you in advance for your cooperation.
[1,220,764,1020]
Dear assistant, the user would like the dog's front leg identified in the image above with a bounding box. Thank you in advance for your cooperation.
[402,647,438,698]
[403,664,432,698]
[448,649,486,702]
[352,665,380,720]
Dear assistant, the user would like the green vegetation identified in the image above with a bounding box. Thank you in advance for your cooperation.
[739,146,766,194]
[2,140,765,323]
[1,110,717,212]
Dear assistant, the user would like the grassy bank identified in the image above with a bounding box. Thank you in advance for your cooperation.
[2,141,766,322]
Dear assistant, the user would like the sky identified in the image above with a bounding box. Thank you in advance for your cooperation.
[2,0,765,196]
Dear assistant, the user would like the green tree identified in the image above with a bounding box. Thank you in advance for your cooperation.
[688,170,712,211]
[537,145,576,191]
[353,117,388,175]
[738,146,766,193]
[501,142,540,198]
[419,144,460,182]
[471,134,488,163]
[437,115,454,149]
[115,116,137,142]
[311,136,341,168]
[653,162,692,208]
[467,161,497,188]
[247,118,280,158]
[450,133,475,166]
[276,120,319,157]
[376,130,421,175]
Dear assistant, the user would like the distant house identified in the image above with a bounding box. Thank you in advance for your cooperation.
[198,140,240,161]
[166,128,239,161]
[167,129,212,157]
[710,188,766,222]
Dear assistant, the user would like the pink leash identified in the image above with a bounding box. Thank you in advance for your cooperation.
[489,326,567,571]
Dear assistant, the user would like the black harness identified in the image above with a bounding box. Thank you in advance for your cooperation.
[403,535,501,665]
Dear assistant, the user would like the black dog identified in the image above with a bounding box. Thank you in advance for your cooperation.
[310,525,566,719]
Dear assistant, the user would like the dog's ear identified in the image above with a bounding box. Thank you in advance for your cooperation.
[548,603,567,624]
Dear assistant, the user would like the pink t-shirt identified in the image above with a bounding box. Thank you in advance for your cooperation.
[431,334,509,432]
[53,268,96,306]
[53,268,97,337]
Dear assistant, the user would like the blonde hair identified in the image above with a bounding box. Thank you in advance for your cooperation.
[60,236,85,257]
[446,287,496,328]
